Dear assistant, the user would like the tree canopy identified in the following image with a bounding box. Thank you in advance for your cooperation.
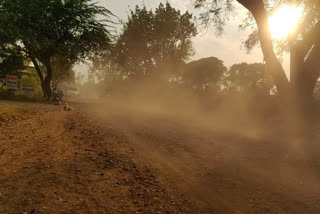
[0,45,24,78]
[114,3,197,79]
[0,0,113,97]
[183,57,226,92]
[51,56,75,84]
[224,62,273,95]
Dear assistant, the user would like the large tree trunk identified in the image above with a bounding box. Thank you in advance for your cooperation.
[44,61,53,98]
[237,0,291,97]
[294,43,320,121]
[290,41,316,111]
[30,57,47,97]
[303,44,320,96]
[237,0,320,99]
[236,0,314,133]
[290,43,314,124]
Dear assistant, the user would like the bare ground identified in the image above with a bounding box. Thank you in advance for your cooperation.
[1,100,320,213]
[78,100,320,214]
[0,101,191,214]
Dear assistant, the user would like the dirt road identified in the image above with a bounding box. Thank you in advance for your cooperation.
[79,100,320,214]
[1,100,320,213]
[0,101,191,213]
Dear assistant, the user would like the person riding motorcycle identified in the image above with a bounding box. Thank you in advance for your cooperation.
[49,83,64,103]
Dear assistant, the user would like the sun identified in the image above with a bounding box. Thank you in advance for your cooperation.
[268,6,303,39]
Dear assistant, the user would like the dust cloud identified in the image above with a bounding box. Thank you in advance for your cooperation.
[72,78,320,213]
[76,78,282,139]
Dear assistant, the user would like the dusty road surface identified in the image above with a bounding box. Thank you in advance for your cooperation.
[0,101,192,214]
[1,100,320,214]
[78,99,320,214]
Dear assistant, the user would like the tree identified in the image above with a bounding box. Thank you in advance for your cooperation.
[0,0,113,97]
[224,62,273,95]
[51,55,76,84]
[183,57,226,93]
[114,3,197,79]
[0,45,24,78]
[194,0,320,111]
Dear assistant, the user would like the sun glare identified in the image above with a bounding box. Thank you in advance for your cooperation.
[268,6,303,39]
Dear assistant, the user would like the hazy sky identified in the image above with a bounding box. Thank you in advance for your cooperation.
[76,0,290,79]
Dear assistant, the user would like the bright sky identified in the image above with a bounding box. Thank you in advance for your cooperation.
[76,0,291,79]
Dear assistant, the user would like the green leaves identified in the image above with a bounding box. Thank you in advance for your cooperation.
[194,0,235,36]
[224,62,274,94]
[0,0,113,63]
[0,44,24,78]
[0,0,113,95]
[114,3,197,79]
[183,57,226,88]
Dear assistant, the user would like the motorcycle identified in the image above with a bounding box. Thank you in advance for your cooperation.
[49,87,64,103]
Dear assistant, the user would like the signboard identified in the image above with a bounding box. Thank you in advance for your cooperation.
[6,75,18,90]
[21,81,35,96]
